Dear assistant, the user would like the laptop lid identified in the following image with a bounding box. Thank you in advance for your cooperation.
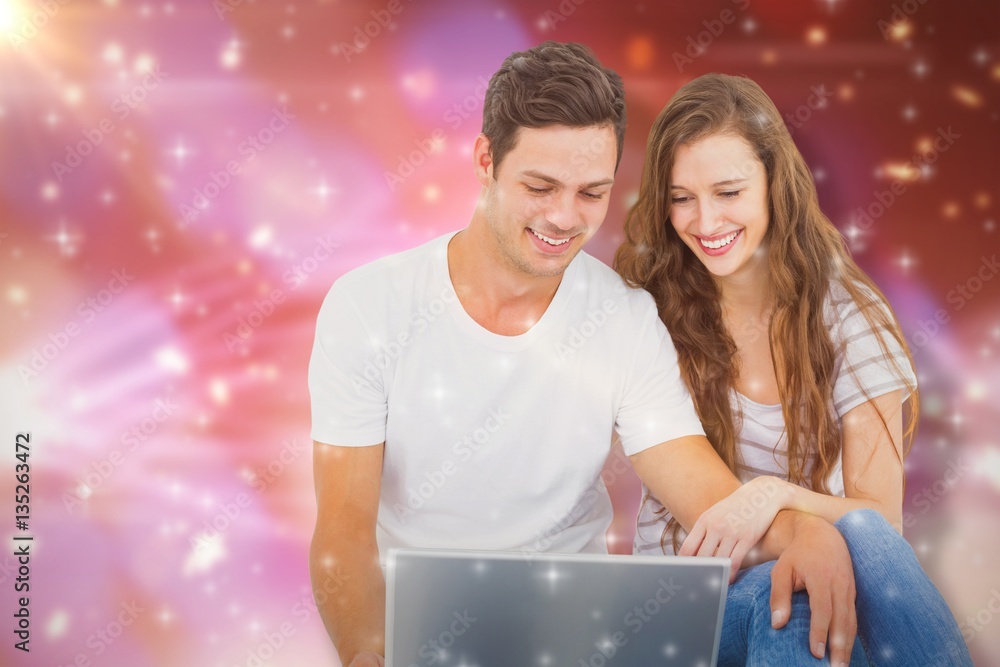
[385,548,729,667]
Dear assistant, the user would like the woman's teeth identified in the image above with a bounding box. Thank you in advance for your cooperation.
[531,229,571,246]
[699,230,740,250]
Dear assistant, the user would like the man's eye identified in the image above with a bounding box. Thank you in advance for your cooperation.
[582,192,604,200]
[526,186,550,194]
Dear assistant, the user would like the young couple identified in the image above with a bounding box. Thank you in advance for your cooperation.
[308,41,971,666]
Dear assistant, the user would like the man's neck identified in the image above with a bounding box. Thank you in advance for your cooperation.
[447,218,567,336]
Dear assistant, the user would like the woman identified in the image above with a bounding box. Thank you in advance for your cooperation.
[615,73,971,666]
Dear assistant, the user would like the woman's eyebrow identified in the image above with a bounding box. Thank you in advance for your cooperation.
[671,178,748,190]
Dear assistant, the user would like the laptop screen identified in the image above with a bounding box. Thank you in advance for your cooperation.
[386,549,728,667]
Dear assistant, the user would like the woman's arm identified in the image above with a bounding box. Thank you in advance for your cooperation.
[783,389,906,532]
[678,389,907,558]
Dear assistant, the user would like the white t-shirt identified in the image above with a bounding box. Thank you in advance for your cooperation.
[634,281,918,554]
[309,231,705,564]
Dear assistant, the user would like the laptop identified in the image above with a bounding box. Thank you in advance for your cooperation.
[385,548,729,667]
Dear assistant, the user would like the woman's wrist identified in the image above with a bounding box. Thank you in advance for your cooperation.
[753,475,797,514]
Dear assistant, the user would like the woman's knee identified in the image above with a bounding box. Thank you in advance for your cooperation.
[834,508,900,552]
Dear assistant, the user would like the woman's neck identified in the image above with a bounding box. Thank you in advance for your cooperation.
[717,258,772,318]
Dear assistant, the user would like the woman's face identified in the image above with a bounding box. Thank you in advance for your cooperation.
[668,133,770,282]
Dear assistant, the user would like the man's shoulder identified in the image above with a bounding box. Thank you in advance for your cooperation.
[330,231,452,300]
[572,250,659,313]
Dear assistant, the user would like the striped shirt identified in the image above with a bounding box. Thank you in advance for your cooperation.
[634,282,917,555]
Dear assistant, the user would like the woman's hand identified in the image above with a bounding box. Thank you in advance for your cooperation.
[678,475,791,580]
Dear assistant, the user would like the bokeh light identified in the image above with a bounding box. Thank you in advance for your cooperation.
[0,1,997,665]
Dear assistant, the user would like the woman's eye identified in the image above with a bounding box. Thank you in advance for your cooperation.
[671,196,691,204]
[582,192,604,200]
[719,190,741,199]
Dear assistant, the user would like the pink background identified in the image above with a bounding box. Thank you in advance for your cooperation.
[0,0,997,665]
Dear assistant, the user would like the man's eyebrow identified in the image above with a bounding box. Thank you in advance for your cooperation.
[671,178,748,190]
[521,170,614,188]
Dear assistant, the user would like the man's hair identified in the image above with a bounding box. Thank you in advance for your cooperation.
[482,41,627,175]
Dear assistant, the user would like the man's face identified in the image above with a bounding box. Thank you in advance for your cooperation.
[477,124,617,278]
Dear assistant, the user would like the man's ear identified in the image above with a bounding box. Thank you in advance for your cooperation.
[473,133,494,185]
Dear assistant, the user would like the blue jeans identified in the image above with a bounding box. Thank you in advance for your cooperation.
[718,509,972,666]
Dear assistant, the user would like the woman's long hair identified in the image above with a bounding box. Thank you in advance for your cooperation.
[615,73,918,552]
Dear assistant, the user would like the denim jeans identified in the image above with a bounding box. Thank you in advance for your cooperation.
[718,509,973,666]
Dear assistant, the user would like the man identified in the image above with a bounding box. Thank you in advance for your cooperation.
[309,41,857,667]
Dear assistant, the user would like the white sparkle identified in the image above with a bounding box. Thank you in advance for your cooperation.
[221,38,242,69]
[103,42,124,64]
[46,610,70,639]
[170,140,190,165]
[896,250,917,272]
[46,220,82,257]
[155,346,189,374]
[315,179,334,200]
